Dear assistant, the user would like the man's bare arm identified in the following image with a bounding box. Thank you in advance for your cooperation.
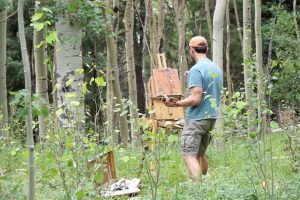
[163,86,203,107]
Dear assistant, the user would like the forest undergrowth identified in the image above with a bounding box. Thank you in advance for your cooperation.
[1,125,300,200]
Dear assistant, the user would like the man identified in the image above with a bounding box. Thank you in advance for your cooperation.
[163,36,223,182]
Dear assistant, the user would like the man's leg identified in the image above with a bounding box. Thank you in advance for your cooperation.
[183,155,201,182]
[197,154,208,175]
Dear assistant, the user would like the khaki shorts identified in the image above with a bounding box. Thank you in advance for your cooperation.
[181,119,216,156]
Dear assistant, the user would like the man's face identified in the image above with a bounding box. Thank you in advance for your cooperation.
[188,46,196,62]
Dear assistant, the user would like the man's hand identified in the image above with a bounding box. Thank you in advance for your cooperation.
[162,95,177,107]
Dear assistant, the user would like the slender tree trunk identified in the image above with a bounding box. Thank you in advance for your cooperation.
[233,0,243,49]
[156,0,165,53]
[243,0,254,132]
[134,0,146,114]
[105,0,119,142]
[55,0,84,129]
[142,0,151,109]
[293,0,300,46]
[34,4,49,139]
[213,0,226,131]
[18,0,35,199]
[255,0,265,136]
[0,8,8,133]
[106,49,115,141]
[149,3,158,68]
[205,0,213,55]
[125,0,139,146]
[213,0,226,72]
[104,6,128,146]
[226,0,232,94]
[173,0,188,93]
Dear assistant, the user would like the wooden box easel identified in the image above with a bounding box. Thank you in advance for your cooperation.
[148,54,184,121]
[147,53,185,173]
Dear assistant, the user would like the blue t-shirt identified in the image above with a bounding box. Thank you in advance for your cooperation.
[186,58,223,120]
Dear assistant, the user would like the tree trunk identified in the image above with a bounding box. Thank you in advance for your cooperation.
[104,6,128,146]
[243,0,254,132]
[173,0,188,93]
[18,0,35,199]
[255,0,266,136]
[226,0,232,95]
[213,0,226,131]
[125,0,139,146]
[142,0,151,109]
[149,2,158,68]
[205,0,213,55]
[213,0,226,72]
[156,0,165,53]
[34,5,49,139]
[0,7,8,133]
[55,0,84,128]
[233,0,243,49]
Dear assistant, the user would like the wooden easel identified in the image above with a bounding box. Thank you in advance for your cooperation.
[147,53,185,174]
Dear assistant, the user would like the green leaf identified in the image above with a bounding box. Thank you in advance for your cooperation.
[236,101,246,110]
[82,83,90,94]
[33,22,44,31]
[70,100,80,106]
[270,121,279,129]
[11,150,17,156]
[76,190,85,199]
[120,110,127,116]
[49,168,58,177]
[31,13,44,21]
[42,7,53,14]
[248,132,257,139]
[232,92,241,99]
[94,172,103,183]
[46,31,58,45]
[67,160,73,167]
[65,92,76,99]
[75,68,84,74]
[66,78,74,87]
[18,108,28,117]
[95,77,106,87]
[56,109,63,117]
[83,137,89,144]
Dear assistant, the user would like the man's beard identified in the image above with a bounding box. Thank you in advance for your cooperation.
[187,55,196,66]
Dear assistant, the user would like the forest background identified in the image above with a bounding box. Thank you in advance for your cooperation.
[0,0,300,199]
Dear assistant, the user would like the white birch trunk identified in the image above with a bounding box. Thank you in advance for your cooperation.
[34,5,49,139]
[18,0,35,199]
[243,0,254,131]
[213,0,226,72]
[55,1,84,128]
[0,8,8,132]
[213,0,226,131]
[255,0,266,136]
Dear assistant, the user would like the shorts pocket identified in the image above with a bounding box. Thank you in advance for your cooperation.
[181,128,200,155]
